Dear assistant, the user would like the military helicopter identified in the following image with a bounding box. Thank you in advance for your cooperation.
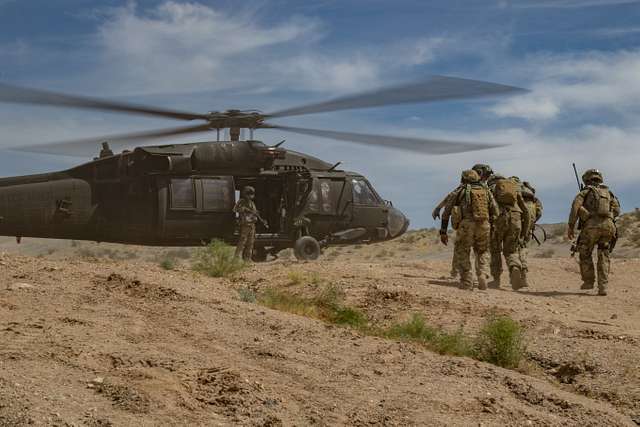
[0,76,523,260]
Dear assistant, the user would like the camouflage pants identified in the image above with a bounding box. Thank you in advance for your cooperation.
[578,221,615,291]
[453,219,491,289]
[491,210,523,280]
[235,223,256,261]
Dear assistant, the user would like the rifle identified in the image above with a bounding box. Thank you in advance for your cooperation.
[570,163,583,257]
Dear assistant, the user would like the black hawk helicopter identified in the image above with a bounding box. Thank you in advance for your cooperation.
[0,76,523,260]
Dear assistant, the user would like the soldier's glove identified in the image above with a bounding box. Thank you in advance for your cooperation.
[432,207,441,220]
[567,227,575,241]
[439,230,449,246]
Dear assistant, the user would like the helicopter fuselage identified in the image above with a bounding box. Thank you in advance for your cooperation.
[0,140,408,256]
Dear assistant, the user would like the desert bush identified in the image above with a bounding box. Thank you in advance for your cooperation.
[382,314,473,357]
[237,287,257,303]
[159,258,176,270]
[258,284,367,328]
[192,240,245,278]
[286,270,322,286]
[474,314,525,369]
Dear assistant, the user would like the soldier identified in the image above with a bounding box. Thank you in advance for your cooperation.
[440,170,498,290]
[518,180,543,288]
[432,164,493,277]
[489,175,531,290]
[233,186,260,261]
[567,169,620,296]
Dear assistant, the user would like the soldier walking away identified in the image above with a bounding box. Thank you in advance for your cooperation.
[519,181,543,288]
[440,170,498,290]
[489,175,531,290]
[433,163,494,278]
[567,169,620,296]
[233,186,261,261]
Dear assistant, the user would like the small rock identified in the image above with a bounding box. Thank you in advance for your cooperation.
[7,282,34,291]
[90,377,104,385]
[611,314,618,320]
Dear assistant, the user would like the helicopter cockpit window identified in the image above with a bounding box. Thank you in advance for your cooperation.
[352,178,381,206]
[201,177,234,211]
[170,178,195,210]
[306,178,345,214]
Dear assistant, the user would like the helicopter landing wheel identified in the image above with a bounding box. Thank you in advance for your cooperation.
[252,247,268,262]
[294,236,321,261]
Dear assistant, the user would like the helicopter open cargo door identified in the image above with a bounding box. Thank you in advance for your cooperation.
[157,175,236,245]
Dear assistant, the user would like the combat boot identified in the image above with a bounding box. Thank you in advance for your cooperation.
[598,282,608,296]
[580,281,594,290]
[519,269,530,290]
[478,275,488,291]
[488,276,501,289]
[509,267,523,290]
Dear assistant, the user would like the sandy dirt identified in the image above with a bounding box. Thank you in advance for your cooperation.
[1,235,639,426]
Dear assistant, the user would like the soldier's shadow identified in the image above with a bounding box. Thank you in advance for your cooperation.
[516,290,589,297]
[427,279,462,289]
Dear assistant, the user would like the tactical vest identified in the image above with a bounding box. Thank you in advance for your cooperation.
[462,184,490,222]
[585,185,612,218]
[494,178,518,206]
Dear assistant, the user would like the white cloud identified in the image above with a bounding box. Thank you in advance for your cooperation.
[490,49,640,120]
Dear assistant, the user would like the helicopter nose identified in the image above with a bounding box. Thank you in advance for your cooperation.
[387,206,409,239]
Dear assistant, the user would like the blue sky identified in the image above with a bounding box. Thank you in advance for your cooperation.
[0,0,639,228]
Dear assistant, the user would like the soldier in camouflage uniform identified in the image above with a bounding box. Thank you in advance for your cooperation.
[519,181,543,288]
[433,164,493,277]
[233,186,260,261]
[567,169,620,296]
[488,175,531,290]
[440,170,498,290]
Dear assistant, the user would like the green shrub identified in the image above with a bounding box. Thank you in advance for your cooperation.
[382,314,473,357]
[159,258,176,270]
[474,314,525,369]
[192,240,245,278]
[237,287,257,303]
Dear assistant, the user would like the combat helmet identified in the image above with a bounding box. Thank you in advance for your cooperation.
[472,164,493,180]
[582,169,603,185]
[523,181,536,194]
[461,169,480,184]
[242,186,256,197]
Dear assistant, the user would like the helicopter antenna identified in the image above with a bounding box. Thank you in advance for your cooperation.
[327,161,342,172]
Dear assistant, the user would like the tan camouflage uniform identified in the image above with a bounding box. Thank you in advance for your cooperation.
[441,171,499,290]
[233,196,258,261]
[489,179,531,289]
[433,186,463,277]
[568,180,620,295]
[519,185,543,286]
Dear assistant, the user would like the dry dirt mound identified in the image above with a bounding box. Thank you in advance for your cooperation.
[1,251,639,426]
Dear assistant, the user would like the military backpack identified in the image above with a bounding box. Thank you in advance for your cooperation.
[463,184,490,222]
[493,178,519,206]
[585,185,613,217]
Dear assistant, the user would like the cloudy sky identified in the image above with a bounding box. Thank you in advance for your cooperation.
[0,0,639,228]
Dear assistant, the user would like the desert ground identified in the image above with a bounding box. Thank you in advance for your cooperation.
[1,217,640,426]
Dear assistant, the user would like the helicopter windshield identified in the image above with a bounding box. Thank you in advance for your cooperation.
[351,178,382,206]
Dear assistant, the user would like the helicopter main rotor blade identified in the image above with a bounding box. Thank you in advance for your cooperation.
[264,124,508,155]
[0,83,210,121]
[9,123,213,156]
[267,76,527,118]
